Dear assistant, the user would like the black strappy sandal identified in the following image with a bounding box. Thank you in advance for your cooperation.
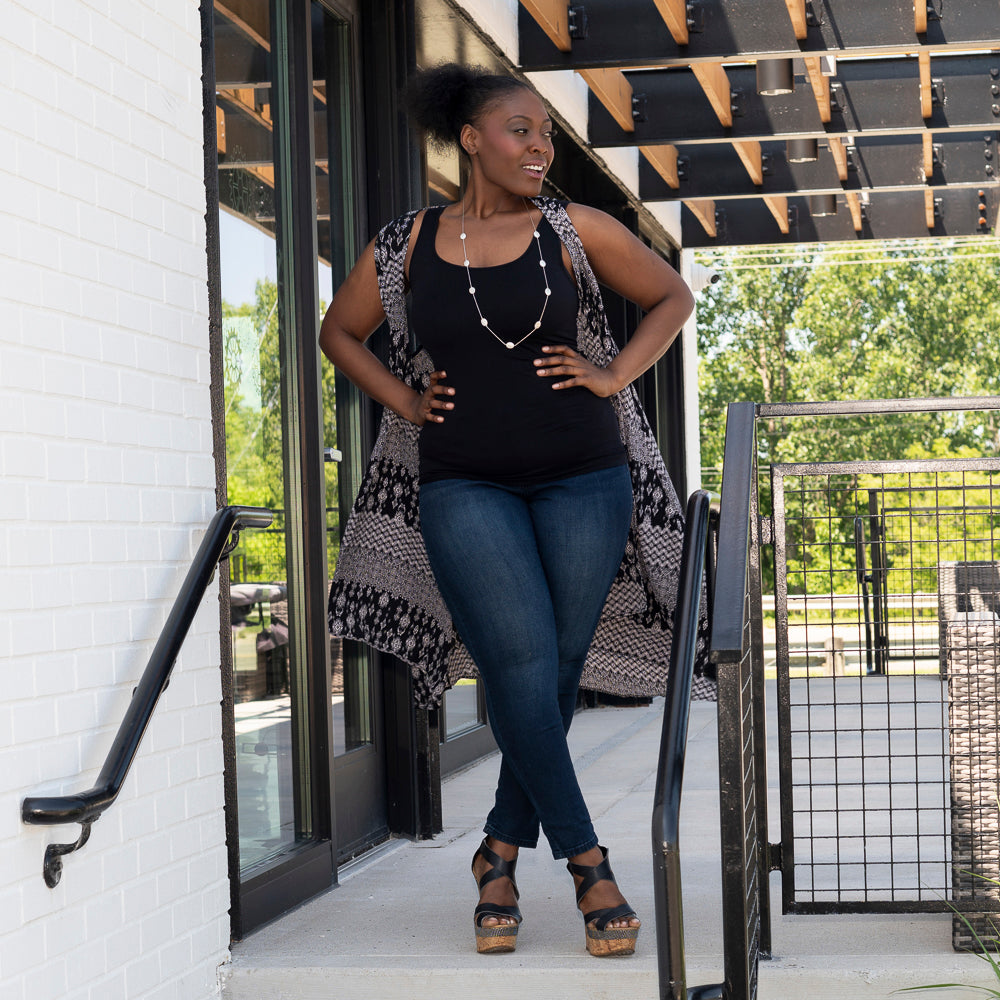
[566,846,640,957]
[471,838,523,954]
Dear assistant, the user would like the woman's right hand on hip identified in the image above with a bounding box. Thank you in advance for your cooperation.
[409,370,455,426]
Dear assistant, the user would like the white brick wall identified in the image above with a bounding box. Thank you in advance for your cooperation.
[0,2,227,999]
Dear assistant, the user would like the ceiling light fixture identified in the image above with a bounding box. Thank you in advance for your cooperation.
[756,59,795,96]
[787,138,819,163]
[809,194,838,217]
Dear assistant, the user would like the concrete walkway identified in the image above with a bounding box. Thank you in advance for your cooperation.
[223,695,993,999]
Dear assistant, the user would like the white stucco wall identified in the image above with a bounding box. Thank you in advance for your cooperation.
[1,3,228,998]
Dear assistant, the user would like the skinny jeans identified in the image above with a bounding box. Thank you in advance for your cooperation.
[418,464,633,859]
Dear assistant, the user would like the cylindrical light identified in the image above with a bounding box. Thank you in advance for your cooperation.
[756,59,794,96]
[787,137,818,163]
[809,194,838,217]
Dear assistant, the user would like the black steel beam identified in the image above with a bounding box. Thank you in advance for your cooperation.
[589,55,1000,146]
[519,0,1000,70]
[681,185,999,246]
[639,133,1000,201]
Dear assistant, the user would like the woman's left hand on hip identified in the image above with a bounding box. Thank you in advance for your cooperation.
[533,345,620,397]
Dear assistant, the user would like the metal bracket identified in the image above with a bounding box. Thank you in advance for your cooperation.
[926,0,942,21]
[760,515,773,546]
[632,93,648,124]
[829,82,844,114]
[768,841,783,873]
[730,88,745,119]
[686,0,706,34]
[761,153,774,176]
[676,156,690,182]
[713,207,727,239]
[220,526,243,561]
[931,78,945,107]
[567,5,588,41]
[42,822,93,888]
[804,0,823,27]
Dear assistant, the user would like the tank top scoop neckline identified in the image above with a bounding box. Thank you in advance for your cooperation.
[408,205,627,488]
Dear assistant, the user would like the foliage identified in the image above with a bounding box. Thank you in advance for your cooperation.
[223,280,340,582]
[697,242,1000,595]
[896,872,1000,997]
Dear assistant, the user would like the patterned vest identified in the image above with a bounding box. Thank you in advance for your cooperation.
[327,197,712,708]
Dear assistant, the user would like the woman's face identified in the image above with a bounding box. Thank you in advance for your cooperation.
[463,89,555,197]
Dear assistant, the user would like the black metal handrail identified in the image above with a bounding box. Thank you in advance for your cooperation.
[652,489,724,1000]
[21,504,273,887]
[710,401,771,1000]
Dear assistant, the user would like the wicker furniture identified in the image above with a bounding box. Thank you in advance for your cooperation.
[945,602,1000,950]
[938,561,1000,675]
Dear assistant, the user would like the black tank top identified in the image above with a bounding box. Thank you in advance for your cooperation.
[409,206,626,486]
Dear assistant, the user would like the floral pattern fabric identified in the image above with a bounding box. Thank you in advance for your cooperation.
[328,197,714,708]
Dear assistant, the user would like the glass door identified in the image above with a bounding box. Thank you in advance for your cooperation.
[212,0,387,930]
[313,0,388,858]
[215,0,311,878]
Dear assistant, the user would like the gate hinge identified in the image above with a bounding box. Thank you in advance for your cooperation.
[759,515,773,546]
[767,841,783,872]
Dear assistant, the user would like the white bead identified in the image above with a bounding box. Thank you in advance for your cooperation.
[505,342,514,349]
[539,260,546,267]
[468,286,476,294]
[460,232,466,240]
[533,321,541,330]
[533,231,540,238]
[544,288,551,296]
[481,318,489,326]
[463,259,470,266]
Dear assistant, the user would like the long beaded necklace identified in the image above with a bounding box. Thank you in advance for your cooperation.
[460,198,551,350]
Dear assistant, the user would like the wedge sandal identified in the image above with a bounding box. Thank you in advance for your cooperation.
[472,838,523,954]
[566,846,640,957]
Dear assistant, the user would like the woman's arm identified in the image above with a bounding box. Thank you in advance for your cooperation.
[534,203,695,396]
[318,237,455,426]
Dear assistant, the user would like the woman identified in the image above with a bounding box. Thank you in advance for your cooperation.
[321,64,695,958]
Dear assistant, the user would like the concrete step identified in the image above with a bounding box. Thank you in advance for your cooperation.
[223,700,994,1000]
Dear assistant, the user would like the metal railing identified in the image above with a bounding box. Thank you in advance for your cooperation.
[21,504,273,887]
[711,401,772,1000]
[652,489,725,1000]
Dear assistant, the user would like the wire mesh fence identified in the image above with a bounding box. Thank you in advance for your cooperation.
[771,461,1000,946]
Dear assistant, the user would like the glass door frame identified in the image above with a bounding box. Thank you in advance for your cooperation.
[203,0,365,938]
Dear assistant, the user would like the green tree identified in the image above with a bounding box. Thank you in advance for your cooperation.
[697,241,1000,596]
[222,279,340,580]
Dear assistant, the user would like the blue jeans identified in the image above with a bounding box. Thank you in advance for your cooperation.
[419,464,633,859]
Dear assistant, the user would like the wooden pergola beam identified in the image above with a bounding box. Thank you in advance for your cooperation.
[919,52,933,119]
[520,0,572,52]
[733,140,763,186]
[803,56,831,124]
[578,69,635,133]
[828,137,849,181]
[216,105,227,153]
[640,144,681,189]
[845,191,864,231]
[915,1,928,35]
[691,63,732,128]
[216,0,270,49]
[923,133,935,179]
[652,0,689,46]
[784,0,808,40]
[764,195,790,233]
[686,199,717,237]
[925,188,937,229]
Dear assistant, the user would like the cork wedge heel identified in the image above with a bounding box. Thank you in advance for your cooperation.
[566,846,640,957]
[472,839,523,954]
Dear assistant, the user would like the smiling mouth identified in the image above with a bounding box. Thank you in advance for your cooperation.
[523,163,546,178]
